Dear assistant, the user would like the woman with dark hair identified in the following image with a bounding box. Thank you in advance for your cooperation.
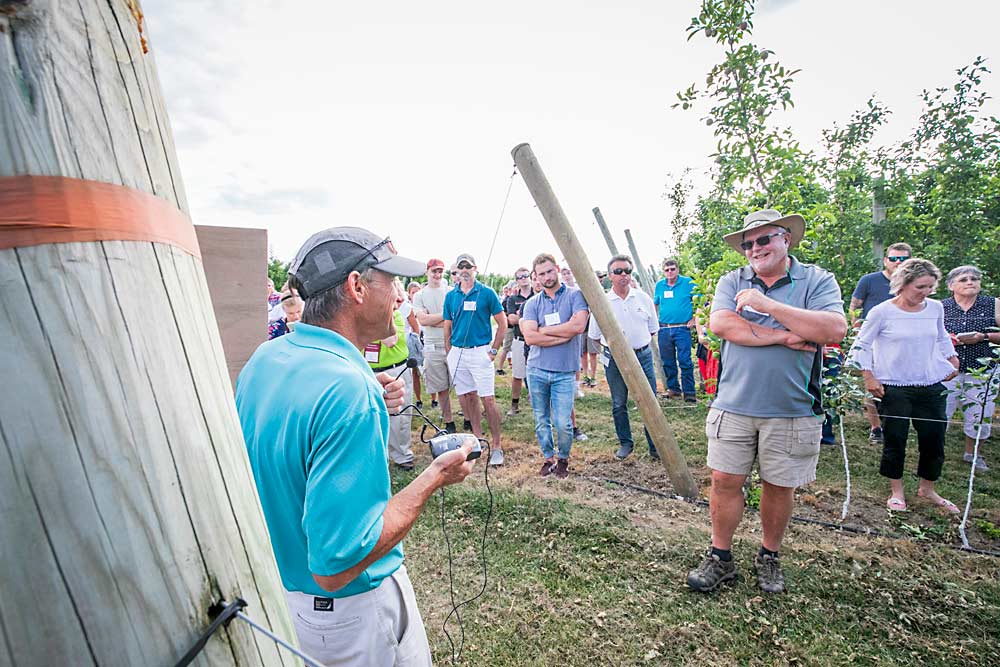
[942,265,1000,472]
[849,258,960,513]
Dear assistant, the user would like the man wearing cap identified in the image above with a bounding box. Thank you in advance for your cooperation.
[413,258,457,432]
[443,253,508,465]
[504,267,534,416]
[588,254,660,460]
[236,228,477,666]
[686,210,845,595]
[654,258,698,402]
[520,254,590,478]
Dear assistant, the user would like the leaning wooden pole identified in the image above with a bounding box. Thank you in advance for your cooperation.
[513,144,697,498]
[0,3,293,665]
[592,207,619,255]
[624,228,670,392]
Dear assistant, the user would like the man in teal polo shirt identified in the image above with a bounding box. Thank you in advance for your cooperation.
[654,258,698,402]
[236,227,477,666]
[443,252,508,465]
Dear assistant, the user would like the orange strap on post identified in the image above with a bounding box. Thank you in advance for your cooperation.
[0,175,201,259]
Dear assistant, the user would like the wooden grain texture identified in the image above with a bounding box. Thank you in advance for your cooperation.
[195,226,268,388]
[0,2,292,664]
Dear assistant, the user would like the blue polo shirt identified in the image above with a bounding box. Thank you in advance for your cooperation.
[235,323,401,598]
[443,280,503,347]
[654,275,697,324]
[521,285,589,372]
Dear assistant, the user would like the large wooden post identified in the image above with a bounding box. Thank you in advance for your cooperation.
[0,3,293,665]
[592,207,619,255]
[513,144,697,498]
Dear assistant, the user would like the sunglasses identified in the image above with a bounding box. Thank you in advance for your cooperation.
[611,267,633,275]
[663,266,678,271]
[515,273,530,279]
[457,262,474,270]
[739,230,786,252]
[886,256,910,263]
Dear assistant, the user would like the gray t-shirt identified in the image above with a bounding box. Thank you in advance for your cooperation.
[412,285,448,344]
[710,256,844,418]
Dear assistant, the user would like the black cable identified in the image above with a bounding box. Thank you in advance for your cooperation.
[173,598,246,667]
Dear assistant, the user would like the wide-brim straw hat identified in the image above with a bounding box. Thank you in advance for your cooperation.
[723,209,805,254]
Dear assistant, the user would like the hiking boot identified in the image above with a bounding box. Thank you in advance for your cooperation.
[869,427,884,444]
[686,551,738,592]
[684,394,697,404]
[463,419,473,432]
[431,400,439,408]
[539,460,555,477]
[553,458,569,479]
[963,452,990,471]
[489,448,505,466]
[754,552,785,594]
[496,368,506,376]
[444,421,456,434]
[615,443,633,460]
[506,404,520,417]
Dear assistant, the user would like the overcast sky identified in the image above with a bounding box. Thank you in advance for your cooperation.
[144,0,999,275]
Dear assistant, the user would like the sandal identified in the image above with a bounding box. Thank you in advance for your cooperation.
[918,491,960,514]
[886,496,908,512]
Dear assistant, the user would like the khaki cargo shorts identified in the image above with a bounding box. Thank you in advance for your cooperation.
[705,407,822,488]
[421,342,451,394]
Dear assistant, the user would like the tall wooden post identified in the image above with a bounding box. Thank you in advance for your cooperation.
[513,144,697,498]
[0,3,293,665]
[624,228,670,391]
[872,187,886,262]
[592,207,619,255]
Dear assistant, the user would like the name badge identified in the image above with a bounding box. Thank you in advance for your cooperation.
[600,346,611,367]
[663,290,674,299]
[544,312,561,326]
[364,342,381,363]
[463,301,477,311]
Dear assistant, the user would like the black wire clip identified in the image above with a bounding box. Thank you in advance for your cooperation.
[173,598,247,667]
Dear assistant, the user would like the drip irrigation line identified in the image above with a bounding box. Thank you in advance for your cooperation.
[590,476,1000,559]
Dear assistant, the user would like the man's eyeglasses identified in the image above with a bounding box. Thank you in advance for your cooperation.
[611,267,633,275]
[886,256,910,263]
[457,262,474,270]
[739,231,786,252]
[515,273,530,280]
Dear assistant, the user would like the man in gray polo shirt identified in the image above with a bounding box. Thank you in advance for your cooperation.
[686,209,846,595]
[520,253,589,478]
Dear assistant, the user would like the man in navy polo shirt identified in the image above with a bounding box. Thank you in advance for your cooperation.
[521,253,589,478]
[236,227,478,666]
[654,258,698,402]
[443,253,508,465]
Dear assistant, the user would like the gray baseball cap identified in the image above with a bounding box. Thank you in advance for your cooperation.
[289,227,425,299]
[455,253,476,266]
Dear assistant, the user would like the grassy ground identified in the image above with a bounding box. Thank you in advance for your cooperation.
[394,368,1000,666]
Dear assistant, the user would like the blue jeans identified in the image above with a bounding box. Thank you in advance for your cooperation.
[605,346,657,454]
[526,368,577,460]
[658,326,695,395]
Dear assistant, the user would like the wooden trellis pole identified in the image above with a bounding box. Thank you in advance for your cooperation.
[513,144,697,498]
[0,2,293,664]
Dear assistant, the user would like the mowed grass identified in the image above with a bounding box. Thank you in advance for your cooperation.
[394,366,1000,666]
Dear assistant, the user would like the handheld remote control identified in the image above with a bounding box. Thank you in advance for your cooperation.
[429,433,482,461]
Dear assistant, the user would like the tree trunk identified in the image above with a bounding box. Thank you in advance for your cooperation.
[0,2,293,665]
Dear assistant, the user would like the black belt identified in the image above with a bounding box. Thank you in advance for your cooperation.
[605,344,649,354]
[371,359,407,373]
[659,323,689,328]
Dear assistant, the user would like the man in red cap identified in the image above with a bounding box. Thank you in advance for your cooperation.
[413,258,456,432]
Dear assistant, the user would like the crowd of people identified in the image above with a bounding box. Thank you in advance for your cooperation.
[241,210,996,665]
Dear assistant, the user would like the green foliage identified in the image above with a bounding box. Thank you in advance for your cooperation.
[976,519,1000,540]
[267,255,290,290]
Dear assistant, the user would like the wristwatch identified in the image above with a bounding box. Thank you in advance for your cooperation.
[490,348,498,355]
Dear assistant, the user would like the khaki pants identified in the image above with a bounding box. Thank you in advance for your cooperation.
[284,565,431,667]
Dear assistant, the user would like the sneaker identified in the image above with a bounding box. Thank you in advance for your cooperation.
[431,400,439,408]
[963,453,990,471]
[496,368,506,376]
[553,458,569,479]
[869,427,884,444]
[754,552,785,594]
[587,377,598,388]
[393,461,415,472]
[686,551,738,592]
[506,404,519,417]
[444,421,456,434]
[683,394,697,404]
[615,444,633,460]
[649,448,660,461]
[489,448,505,466]
[573,427,588,442]
[539,460,555,477]
[415,400,423,409]
[665,390,681,399]
[463,419,473,432]
[576,388,585,399]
